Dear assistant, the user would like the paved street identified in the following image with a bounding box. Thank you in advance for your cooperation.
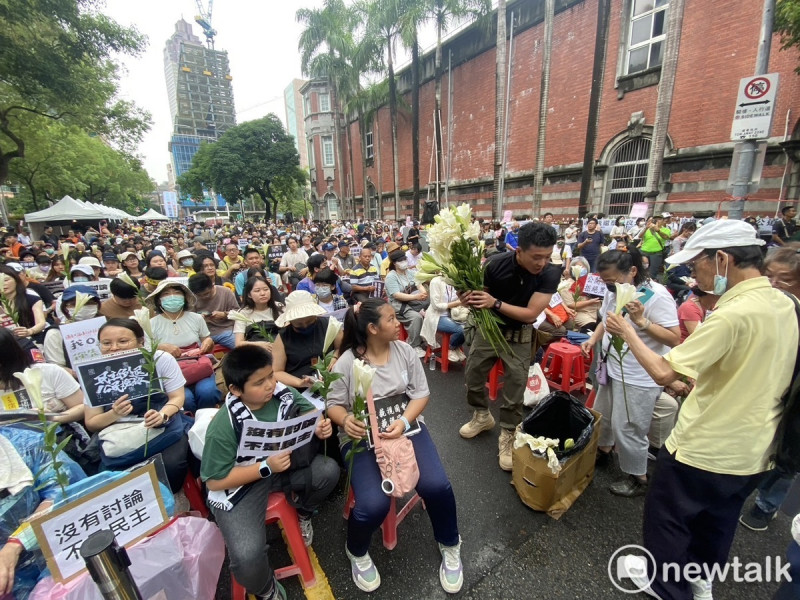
[216,363,794,599]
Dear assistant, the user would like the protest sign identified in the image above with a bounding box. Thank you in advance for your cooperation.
[630,203,649,219]
[167,276,189,288]
[238,238,249,251]
[300,388,325,411]
[502,210,513,223]
[548,292,564,308]
[75,350,162,408]
[205,242,218,255]
[42,281,65,297]
[582,274,608,298]
[65,279,111,300]
[1,387,32,410]
[371,280,385,298]
[237,411,321,456]
[330,308,348,323]
[31,463,168,583]
[61,316,106,366]
[367,395,420,449]
[351,245,362,258]
[268,244,286,261]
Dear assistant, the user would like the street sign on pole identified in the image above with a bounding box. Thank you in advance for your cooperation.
[730,73,779,141]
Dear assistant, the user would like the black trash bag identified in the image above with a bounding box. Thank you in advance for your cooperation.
[520,391,594,459]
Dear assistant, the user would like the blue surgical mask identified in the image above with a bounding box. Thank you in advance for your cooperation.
[315,284,332,298]
[72,276,89,282]
[713,254,728,295]
[160,296,185,312]
[579,268,588,278]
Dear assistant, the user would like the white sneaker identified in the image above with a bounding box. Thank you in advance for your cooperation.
[298,516,313,546]
[345,546,381,592]
[621,555,662,599]
[449,348,466,362]
[690,578,713,600]
[414,346,427,359]
[438,537,464,593]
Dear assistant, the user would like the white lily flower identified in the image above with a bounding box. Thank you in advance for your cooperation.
[571,264,584,281]
[14,367,44,410]
[70,291,91,321]
[60,243,71,261]
[117,271,138,289]
[557,279,573,294]
[0,273,7,294]
[132,307,154,339]
[322,317,342,354]
[614,282,645,314]
[352,358,376,398]
[227,310,255,324]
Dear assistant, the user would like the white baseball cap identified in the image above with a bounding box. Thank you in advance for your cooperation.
[666,219,765,265]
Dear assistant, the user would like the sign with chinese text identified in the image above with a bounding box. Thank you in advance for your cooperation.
[367,395,420,449]
[548,292,564,308]
[65,279,111,300]
[31,463,168,582]
[582,274,608,298]
[75,350,161,407]
[61,316,106,366]
[730,73,779,141]
[236,411,321,457]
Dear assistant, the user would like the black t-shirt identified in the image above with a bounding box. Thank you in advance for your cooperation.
[407,228,419,243]
[279,317,329,378]
[483,252,560,330]
[773,218,797,242]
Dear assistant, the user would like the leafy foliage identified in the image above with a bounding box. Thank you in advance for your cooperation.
[777,0,800,73]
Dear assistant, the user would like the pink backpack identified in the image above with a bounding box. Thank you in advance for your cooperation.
[367,391,419,497]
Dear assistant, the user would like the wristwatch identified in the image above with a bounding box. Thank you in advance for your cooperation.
[259,459,272,479]
[494,299,502,310]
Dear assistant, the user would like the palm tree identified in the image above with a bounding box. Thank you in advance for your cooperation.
[297,0,357,218]
[429,0,491,208]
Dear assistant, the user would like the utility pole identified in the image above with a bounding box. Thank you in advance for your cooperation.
[728,0,775,220]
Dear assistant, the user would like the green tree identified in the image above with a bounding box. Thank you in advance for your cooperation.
[0,0,151,183]
[177,115,307,222]
[777,0,800,73]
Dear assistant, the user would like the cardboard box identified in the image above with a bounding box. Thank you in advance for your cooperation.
[511,409,601,519]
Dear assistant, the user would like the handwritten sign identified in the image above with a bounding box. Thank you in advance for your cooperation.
[237,411,321,457]
[31,463,168,583]
[549,292,564,308]
[75,350,161,407]
[581,274,608,298]
[61,316,106,366]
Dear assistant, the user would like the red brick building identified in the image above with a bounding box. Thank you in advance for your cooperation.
[303,0,800,222]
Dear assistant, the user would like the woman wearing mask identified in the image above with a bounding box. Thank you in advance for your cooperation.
[327,299,462,594]
[610,217,629,248]
[562,257,602,332]
[146,280,220,413]
[0,265,47,344]
[421,275,467,362]
[313,268,348,313]
[85,318,189,492]
[69,264,96,283]
[43,286,102,369]
[385,249,429,358]
[627,218,647,245]
[271,290,342,390]
[176,249,196,276]
[230,275,284,348]
[580,248,680,497]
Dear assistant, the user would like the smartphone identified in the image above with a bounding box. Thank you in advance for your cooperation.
[621,285,655,315]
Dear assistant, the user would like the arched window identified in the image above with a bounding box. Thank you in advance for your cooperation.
[324,192,339,220]
[605,137,651,216]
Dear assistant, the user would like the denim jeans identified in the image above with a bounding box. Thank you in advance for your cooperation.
[184,373,221,413]
[210,455,339,595]
[341,424,459,557]
[437,316,465,348]
[211,330,236,350]
[755,467,797,515]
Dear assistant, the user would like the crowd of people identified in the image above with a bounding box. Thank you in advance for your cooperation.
[0,207,798,599]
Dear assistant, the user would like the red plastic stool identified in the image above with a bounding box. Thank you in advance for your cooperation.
[343,487,424,551]
[423,332,464,373]
[231,493,317,598]
[182,474,209,518]
[485,359,504,402]
[541,342,587,394]
[398,323,408,342]
[585,387,597,409]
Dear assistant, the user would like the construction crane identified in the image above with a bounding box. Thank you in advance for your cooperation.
[194,0,217,48]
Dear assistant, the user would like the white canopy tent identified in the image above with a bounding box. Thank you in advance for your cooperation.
[134,208,171,221]
[24,195,106,223]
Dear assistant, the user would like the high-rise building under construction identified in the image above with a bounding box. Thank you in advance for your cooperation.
[164,19,235,180]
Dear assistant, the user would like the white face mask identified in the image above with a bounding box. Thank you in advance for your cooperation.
[395,260,408,271]
[74,305,98,321]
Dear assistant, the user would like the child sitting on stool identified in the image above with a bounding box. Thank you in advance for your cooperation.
[201,345,339,600]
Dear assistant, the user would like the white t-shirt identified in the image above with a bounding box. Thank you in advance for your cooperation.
[599,280,679,387]
[0,363,79,413]
[230,307,279,335]
[564,226,579,244]
[550,244,572,266]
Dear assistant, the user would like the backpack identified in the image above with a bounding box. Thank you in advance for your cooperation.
[771,292,800,473]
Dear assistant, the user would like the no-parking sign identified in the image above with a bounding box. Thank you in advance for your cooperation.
[730,73,779,141]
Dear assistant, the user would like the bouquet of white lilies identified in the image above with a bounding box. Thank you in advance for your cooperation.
[415,204,510,355]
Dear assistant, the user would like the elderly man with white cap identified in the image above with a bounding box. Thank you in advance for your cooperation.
[605,219,798,600]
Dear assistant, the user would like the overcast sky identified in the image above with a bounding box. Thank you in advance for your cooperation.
[105,0,328,184]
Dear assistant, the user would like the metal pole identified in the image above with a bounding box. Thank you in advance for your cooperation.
[80,529,143,600]
[498,11,515,216]
[532,0,555,217]
[728,0,775,220]
[445,50,453,207]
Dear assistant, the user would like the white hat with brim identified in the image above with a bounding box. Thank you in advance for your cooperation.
[78,256,102,268]
[145,279,197,312]
[118,252,138,261]
[70,264,94,277]
[666,219,765,265]
[275,290,326,328]
[176,249,193,260]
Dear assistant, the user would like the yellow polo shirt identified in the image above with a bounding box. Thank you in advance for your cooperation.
[663,277,797,475]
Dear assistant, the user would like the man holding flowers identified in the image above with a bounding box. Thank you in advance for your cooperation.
[458,222,560,471]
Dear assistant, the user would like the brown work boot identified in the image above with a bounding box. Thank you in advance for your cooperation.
[498,429,514,471]
[458,410,495,439]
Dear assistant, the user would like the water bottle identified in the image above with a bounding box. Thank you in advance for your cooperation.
[429,353,436,371]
